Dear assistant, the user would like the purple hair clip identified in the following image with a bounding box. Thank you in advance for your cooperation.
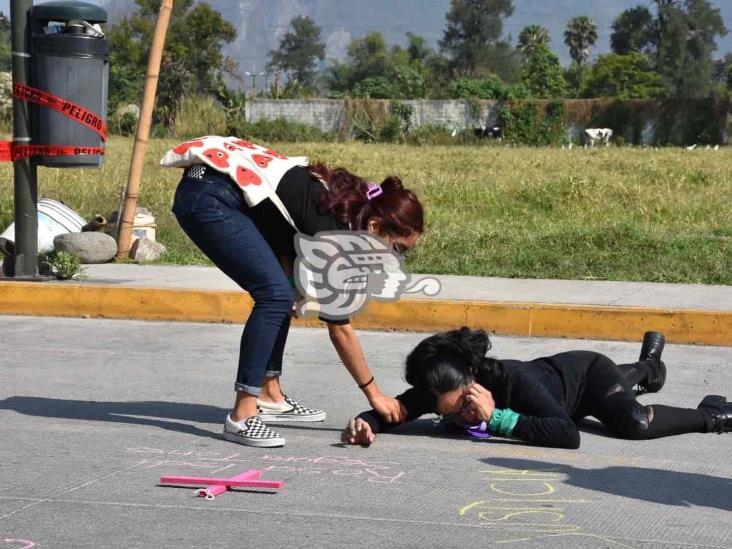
[366,183,383,200]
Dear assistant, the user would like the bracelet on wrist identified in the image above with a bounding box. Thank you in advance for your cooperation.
[358,376,375,389]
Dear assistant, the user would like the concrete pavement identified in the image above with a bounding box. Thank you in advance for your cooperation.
[1,263,731,345]
[1,316,731,548]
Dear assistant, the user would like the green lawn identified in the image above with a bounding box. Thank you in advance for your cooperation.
[1,138,730,284]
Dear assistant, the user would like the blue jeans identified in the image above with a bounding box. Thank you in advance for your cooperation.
[172,170,295,396]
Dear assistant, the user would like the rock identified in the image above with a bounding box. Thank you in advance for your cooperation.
[130,238,166,262]
[53,232,117,264]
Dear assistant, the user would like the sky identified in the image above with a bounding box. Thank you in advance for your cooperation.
[2,0,729,67]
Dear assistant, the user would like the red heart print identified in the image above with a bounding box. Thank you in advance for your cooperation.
[264,149,288,160]
[233,139,257,149]
[225,142,244,152]
[252,154,274,168]
[202,148,229,168]
[235,166,262,187]
[172,139,204,154]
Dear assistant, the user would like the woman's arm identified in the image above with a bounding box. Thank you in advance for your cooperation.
[504,371,581,449]
[327,322,405,423]
[343,387,433,445]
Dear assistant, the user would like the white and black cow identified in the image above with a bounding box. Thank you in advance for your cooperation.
[584,128,613,147]
[474,126,503,140]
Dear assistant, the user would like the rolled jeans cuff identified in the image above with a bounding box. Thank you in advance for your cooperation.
[235,382,262,396]
[264,370,281,378]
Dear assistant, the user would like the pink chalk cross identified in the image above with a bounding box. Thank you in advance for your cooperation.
[160,470,284,499]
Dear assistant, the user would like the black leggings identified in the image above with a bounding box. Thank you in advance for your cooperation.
[573,353,713,440]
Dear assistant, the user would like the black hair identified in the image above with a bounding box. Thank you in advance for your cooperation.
[404,327,506,398]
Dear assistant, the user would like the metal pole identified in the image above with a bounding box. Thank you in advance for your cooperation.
[116,0,173,259]
[10,0,38,278]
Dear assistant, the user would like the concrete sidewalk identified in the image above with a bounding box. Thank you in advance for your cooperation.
[2,317,731,548]
[0,263,731,344]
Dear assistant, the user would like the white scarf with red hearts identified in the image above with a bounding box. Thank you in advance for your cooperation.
[160,135,309,230]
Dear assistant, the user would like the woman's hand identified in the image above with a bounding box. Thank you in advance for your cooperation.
[341,418,375,445]
[464,383,495,422]
[369,393,407,424]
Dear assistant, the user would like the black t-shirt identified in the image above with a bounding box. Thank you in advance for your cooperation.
[249,166,348,257]
[248,165,350,326]
[356,351,607,449]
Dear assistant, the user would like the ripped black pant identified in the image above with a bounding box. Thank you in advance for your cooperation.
[572,353,714,439]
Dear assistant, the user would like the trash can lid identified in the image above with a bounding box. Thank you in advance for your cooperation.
[31,1,107,24]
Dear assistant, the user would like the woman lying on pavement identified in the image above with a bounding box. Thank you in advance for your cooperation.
[341,328,731,448]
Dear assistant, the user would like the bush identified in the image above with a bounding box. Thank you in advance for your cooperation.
[174,95,227,138]
[226,117,336,143]
[352,77,398,99]
[378,102,414,143]
[44,251,85,280]
[501,99,567,146]
[405,123,456,145]
[454,75,506,100]
[109,111,139,136]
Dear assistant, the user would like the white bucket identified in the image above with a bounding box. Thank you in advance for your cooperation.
[0,198,86,254]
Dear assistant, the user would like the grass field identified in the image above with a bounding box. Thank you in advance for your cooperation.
[1,138,730,284]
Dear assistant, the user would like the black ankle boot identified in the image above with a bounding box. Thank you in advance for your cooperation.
[639,331,665,363]
[636,331,667,394]
[698,395,732,433]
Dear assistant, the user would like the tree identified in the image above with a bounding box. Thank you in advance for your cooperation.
[564,16,598,69]
[521,44,569,98]
[439,0,514,76]
[611,6,653,55]
[712,52,732,96]
[679,0,728,96]
[406,32,431,64]
[582,52,664,99]
[267,16,325,89]
[347,32,392,85]
[324,31,431,99]
[653,0,680,70]
[0,12,10,72]
[653,0,727,97]
[109,0,236,129]
[518,25,549,55]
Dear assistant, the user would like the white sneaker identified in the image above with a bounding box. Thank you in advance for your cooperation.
[222,414,285,447]
[256,396,326,422]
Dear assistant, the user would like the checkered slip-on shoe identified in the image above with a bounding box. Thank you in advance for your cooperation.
[222,414,285,447]
[256,396,326,422]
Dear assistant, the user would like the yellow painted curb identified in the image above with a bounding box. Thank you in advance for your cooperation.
[1,282,730,346]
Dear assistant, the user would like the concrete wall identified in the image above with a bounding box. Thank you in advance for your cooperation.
[245,99,501,133]
[246,99,348,133]
[245,98,729,144]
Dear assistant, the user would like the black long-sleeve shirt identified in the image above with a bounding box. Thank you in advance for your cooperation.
[357,350,606,449]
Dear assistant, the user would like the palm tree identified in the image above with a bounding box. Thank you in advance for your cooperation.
[564,16,598,69]
[518,25,550,55]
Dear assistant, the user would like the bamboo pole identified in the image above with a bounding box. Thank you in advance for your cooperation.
[116,0,173,259]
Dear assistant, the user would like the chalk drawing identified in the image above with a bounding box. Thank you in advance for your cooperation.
[459,468,631,547]
[126,448,406,484]
[2,540,36,549]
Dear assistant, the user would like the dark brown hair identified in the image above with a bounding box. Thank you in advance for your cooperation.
[309,162,424,236]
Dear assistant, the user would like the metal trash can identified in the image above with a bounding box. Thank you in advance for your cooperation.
[30,1,108,167]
